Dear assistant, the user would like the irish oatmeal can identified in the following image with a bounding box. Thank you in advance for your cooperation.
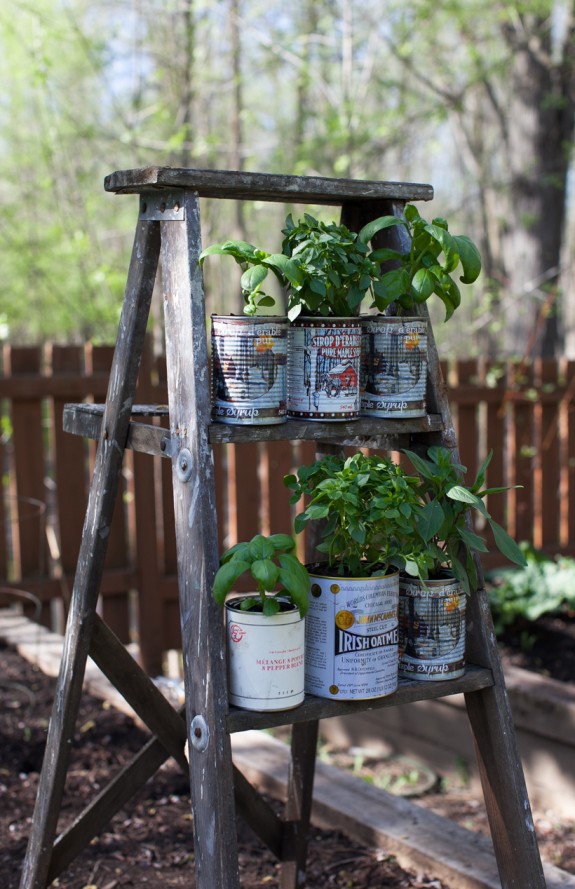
[304,569,399,700]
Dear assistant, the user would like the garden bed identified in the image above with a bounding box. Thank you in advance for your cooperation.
[2,610,575,887]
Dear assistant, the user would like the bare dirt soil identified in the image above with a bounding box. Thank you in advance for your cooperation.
[2,613,575,889]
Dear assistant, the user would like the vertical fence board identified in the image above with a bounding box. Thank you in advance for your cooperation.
[51,346,90,603]
[482,360,507,532]
[537,359,561,551]
[7,347,47,608]
[507,362,535,544]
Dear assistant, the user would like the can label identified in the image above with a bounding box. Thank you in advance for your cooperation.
[211,316,287,425]
[398,577,466,680]
[226,600,305,711]
[361,316,427,418]
[305,571,399,700]
[287,319,362,420]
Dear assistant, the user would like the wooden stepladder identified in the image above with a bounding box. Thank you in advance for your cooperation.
[20,168,546,889]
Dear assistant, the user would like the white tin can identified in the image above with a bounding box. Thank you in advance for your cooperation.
[225,597,305,711]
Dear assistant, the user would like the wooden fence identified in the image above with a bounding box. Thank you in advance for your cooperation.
[2,340,575,674]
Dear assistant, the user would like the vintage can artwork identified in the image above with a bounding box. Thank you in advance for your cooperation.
[304,570,399,700]
[211,315,288,424]
[287,318,362,420]
[361,316,428,418]
[398,575,466,680]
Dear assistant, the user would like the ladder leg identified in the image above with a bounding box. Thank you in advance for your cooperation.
[19,218,161,889]
[159,188,240,889]
[464,589,546,889]
[280,720,319,889]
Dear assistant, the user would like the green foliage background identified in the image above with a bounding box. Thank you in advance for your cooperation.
[1,0,574,352]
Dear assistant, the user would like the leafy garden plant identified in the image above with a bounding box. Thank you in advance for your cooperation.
[212,533,309,617]
[486,544,575,634]
[281,213,388,321]
[198,240,302,316]
[403,446,526,594]
[284,452,426,578]
[358,203,482,320]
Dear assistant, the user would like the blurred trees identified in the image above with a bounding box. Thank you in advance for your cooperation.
[0,0,573,357]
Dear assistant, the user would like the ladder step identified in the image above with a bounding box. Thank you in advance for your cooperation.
[63,402,444,452]
[227,665,494,733]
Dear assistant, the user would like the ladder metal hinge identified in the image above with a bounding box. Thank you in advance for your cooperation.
[139,192,186,221]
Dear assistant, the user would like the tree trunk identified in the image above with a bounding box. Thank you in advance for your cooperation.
[500,10,575,357]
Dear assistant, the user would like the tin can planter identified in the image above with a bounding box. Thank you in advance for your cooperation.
[361,315,428,418]
[304,567,399,700]
[398,573,466,681]
[225,597,305,711]
[211,315,287,425]
[287,317,362,420]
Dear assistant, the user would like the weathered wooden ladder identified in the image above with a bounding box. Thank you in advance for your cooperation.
[19,168,546,889]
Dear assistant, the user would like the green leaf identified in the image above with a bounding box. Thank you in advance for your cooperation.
[417,499,444,542]
[199,240,258,264]
[268,533,295,552]
[458,526,489,553]
[248,535,276,560]
[453,235,482,284]
[489,520,528,567]
[278,553,310,616]
[435,277,461,321]
[424,224,459,273]
[447,485,482,507]
[251,558,280,590]
[403,449,436,480]
[357,215,404,244]
[212,559,250,605]
[369,247,403,263]
[473,450,493,490]
[263,596,280,617]
[220,541,251,564]
[241,264,269,293]
[411,267,436,302]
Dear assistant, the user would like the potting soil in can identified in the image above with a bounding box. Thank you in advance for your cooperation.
[305,570,399,700]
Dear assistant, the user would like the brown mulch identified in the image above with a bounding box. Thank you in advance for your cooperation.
[2,612,575,888]
[0,639,445,889]
[496,610,575,683]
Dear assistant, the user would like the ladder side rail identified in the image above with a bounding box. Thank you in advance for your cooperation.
[159,188,240,889]
[19,218,161,889]
[421,302,546,887]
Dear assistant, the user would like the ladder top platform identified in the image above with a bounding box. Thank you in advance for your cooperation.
[104,166,434,204]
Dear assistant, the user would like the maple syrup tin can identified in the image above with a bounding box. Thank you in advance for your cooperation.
[361,316,428,418]
[304,569,399,700]
[287,318,362,420]
[211,315,288,424]
[398,575,466,681]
